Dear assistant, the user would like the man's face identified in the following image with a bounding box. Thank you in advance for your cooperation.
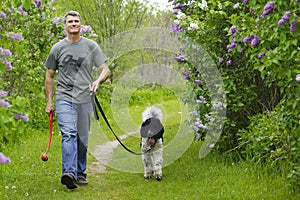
[64,15,81,35]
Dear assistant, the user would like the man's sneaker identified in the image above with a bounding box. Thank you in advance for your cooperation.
[61,173,77,189]
[76,177,88,186]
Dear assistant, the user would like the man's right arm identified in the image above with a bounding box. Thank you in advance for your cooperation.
[45,69,55,114]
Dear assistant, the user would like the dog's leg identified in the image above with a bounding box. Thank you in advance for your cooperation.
[152,138,163,181]
[141,138,153,179]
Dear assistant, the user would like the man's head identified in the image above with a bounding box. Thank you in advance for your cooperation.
[63,10,81,35]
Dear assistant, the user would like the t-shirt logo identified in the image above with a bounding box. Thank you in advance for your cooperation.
[62,55,85,70]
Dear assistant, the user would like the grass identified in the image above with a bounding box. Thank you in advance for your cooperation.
[1,86,300,199]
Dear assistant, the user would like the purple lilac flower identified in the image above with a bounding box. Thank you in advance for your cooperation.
[243,36,251,44]
[196,134,201,141]
[226,60,232,66]
[8,33,23,41]
[80,25,92,34]
[278,11,291,26]
[243,0,249,4]
[175,55,185,62]
[233,3,239,9]
[251,35,260,46]
[52,17,60,26]
[182,71,189,80]
[240,48,247,54]
[290,21,297,32]
[14,113,29,122]
[0,99,10,107]
[18,6,28,16]
[171,23,182,35]
[172,10,179,15]
[35,0,42,8]
[194,80,202,85]
[218,57,224,63]
[229,25,237,34]
[205,114,211,121]
[0,11,6,19]
[296,74,300,82]
[0,152,11,164]
[5,60,12,70]
[0,90,8,98]
[48,0,55,6]
[261,2,275,18]
[173,3,184,10]
[1,49,12,57]
[258,52,266,59]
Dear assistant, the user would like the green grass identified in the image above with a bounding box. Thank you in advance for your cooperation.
[1,86,300,199]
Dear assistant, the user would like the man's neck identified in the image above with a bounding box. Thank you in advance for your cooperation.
[67,34,81,42]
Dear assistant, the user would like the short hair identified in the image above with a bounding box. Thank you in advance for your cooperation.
[63,10,81,24]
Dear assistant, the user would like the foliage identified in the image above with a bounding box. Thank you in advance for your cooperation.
[238,111,300,188]
[169,0,300,187]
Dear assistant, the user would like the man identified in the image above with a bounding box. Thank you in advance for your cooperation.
[45,10,110,189]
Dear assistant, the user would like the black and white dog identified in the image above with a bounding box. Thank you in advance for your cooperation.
[140,106,164,181]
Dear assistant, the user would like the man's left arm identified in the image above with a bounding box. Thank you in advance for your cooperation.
[90,63,110,93]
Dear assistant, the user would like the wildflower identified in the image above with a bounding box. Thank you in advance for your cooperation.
[175,55,185,62]
[18,6,28,16]
[261,2,275,18]
[0,49,12,57]
[196,134,201,141]
[35,0,42,8]
[205,114,211,121]
[218,57,224,63]
[0,99,10,107]
[258,52,266,59]
[226,60,232,66]
[0,90,8,98]
[0,11,6,19]
[290,21,297,32]
[278,11,290,26]
[243,0,249,4]
[0,152,11,164]
[198,0,208,10]
[8,33,23,41]
[233,3,239,9]
[296,74,300,82]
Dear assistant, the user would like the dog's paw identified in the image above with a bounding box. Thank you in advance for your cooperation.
[144,176,151,180]
[155,176,162,181]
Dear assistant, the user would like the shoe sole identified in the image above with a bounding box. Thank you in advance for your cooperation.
[61,174,77,189]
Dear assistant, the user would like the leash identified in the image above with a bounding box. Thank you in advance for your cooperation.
[91,93,142,156]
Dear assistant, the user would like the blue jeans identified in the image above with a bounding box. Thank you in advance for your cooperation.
[56,100,92,180]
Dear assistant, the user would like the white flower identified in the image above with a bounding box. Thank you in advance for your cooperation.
[176,11,186,20]
[198,0,208,10]
[173,19,180,25]
[188,22,199,30]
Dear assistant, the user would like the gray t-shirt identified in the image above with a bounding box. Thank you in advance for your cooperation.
[45,37,107,103]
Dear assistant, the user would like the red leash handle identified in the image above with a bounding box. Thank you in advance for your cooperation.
[41,112,53,161]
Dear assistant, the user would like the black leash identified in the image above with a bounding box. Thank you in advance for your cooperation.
[91,93,142,156]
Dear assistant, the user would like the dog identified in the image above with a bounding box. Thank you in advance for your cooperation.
[140,106,164,181]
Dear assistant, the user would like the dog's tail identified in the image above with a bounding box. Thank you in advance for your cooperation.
[142,106,163,122]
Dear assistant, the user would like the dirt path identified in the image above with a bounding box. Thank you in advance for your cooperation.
[88,129,139,173]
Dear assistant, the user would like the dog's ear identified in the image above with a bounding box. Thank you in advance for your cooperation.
[140,118,164,138]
